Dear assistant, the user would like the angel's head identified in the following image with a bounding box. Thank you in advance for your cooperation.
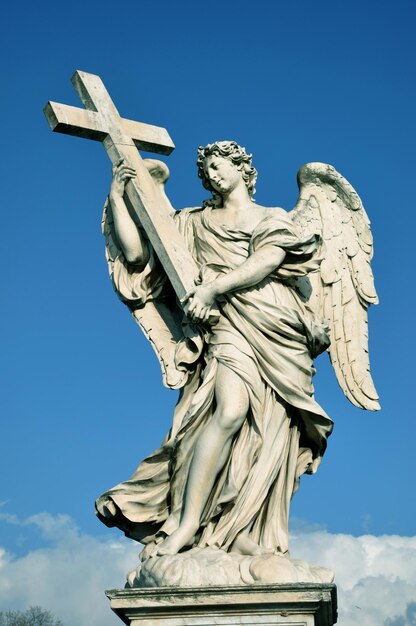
[197,141,257,207]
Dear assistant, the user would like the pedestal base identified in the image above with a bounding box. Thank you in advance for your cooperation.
[106,583,337,626]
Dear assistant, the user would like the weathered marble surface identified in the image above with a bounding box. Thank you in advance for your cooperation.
[107,584,338,626]
[127,547,334,588]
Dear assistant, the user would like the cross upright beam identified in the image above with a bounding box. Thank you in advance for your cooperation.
[44,71,199,301]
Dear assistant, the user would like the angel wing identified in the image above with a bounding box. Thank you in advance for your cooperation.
[102,159,201,390]
[290,162,380,411]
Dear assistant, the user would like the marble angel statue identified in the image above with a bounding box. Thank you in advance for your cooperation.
[95,141,379,584]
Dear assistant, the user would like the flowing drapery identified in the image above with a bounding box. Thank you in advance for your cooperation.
[96,207,333,554]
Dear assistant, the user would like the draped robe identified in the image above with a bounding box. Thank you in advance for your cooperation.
[96,205,333,555]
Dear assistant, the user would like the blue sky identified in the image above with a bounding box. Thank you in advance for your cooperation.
[1,1,416,624]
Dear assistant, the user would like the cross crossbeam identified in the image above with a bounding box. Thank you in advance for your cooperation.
[44,70,199,301]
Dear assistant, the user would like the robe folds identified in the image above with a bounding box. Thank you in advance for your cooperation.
[96,206,333,554]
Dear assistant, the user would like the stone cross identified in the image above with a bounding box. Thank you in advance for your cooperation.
[44,70,199,301]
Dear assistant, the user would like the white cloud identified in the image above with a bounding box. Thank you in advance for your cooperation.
[291,528,416,625]
[0,513,415,626]
[0,513,138,626]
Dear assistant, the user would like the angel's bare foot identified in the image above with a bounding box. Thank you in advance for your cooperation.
[140,541,159,561]
[155,523,197,556]
[231,532,274,556]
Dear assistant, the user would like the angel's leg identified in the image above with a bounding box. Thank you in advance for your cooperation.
[155,363,249,556]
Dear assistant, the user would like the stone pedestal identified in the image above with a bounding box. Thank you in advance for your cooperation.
[106,583,337,626]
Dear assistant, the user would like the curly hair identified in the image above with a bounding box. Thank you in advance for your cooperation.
[197,141,257,207]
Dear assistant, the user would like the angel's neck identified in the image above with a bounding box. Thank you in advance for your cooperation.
[221,186,253,213]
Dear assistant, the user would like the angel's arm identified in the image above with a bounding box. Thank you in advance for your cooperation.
[109,160,149,266]
[184,245,286,322]
[214,245,286,294]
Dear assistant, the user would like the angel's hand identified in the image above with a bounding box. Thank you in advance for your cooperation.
[181,283,218,323]
[110,158,136,200]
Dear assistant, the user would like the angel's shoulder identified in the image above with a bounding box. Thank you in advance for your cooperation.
[175,206,203,216]
[176,206,204,214]
[252,206,292,229]
[173,206,203,224]
[260,206,288,218]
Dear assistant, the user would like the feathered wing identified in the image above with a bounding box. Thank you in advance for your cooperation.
[290,162,380,411]
[102,159,198,390]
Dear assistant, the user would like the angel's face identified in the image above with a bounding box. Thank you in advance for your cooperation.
[203,155,242,196]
